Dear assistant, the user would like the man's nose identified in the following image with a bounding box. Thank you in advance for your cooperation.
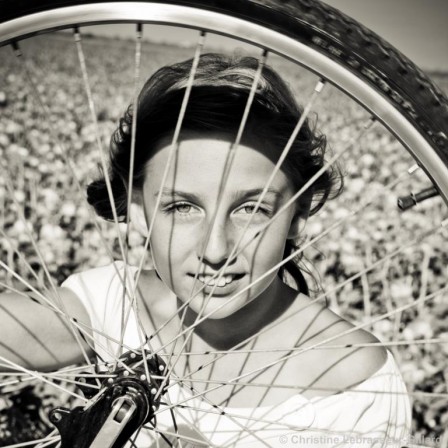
[198,219,233,266]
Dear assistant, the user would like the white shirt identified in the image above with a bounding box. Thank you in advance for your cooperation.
[62,262,412,447]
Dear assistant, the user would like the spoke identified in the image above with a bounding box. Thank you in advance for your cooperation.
[183,49,270,329]
[168,375,447,400]
[63,273,160,369]
[4,202,442,398]
[126,29,207,397]
[56,359,152,380]
[0,374,37,389]
[133,30,206,289]
[0,354,88,402]
[128,428,143,448]
[120,23,147,371]
[167,401,182,448]
[155,400,314,433]
[5,435,60,448]
[155,381,275,447]
[41,372,101,390]
[128,31,207,389]
[163,391,225,448]
[1,369,116,386]
[207,339,257,436]
[0,228,49,293]
[71,322,137,375]
[73,28,157,375]
[47,372,114,378]
[73,29,128,265]
[196,382,283,446]
[144,425,216,447]
[35,430,60,448]
[163,337,448,357]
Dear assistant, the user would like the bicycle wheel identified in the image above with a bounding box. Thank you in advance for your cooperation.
[0,1,447,447]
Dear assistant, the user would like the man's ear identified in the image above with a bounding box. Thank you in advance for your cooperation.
[129,202,148,237]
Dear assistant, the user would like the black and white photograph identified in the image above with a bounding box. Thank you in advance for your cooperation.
[0,1,447,446]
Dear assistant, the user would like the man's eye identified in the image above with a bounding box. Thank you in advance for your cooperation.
[243,205,260,214]
[161,202,201,218]
[174,203,192,214]
[236,203,270,215]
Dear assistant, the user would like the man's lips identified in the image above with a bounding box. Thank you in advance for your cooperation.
[187,272,245,288]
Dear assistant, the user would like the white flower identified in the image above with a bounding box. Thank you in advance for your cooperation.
[389,281,413,302]
[402,319,434,340]
[61,202,77,217]
[40,223,65,240]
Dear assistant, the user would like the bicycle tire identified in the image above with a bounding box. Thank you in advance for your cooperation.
[0,1,447,447]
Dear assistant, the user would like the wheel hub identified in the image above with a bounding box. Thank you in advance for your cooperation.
[49,349,169,448]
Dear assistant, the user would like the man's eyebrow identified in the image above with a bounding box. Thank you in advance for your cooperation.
[232,188,283,201]
[154,188,201,201]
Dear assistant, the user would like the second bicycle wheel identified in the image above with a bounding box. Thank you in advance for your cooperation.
[0,1,447,447]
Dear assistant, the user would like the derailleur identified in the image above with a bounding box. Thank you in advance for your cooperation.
[49,349,169,448]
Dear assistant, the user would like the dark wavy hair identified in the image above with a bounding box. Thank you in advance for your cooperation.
[87,53,343,295]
